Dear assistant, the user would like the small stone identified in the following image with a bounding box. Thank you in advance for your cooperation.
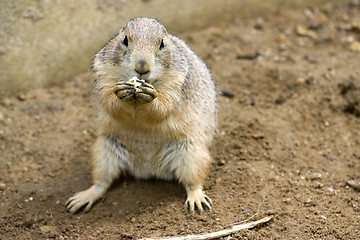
[18,94,27,101]
[296,25,316,38]
[2,98,13,107]
[250,98,256,106]
[39,225,56,233]
[220,90,235,98]
[265,210,275,215]
[304,198,312,204]
[251,133,264,139]
[277,33,288,43]
[112,201,118,206]
[278,43,287,51]
[349,41,360,52]
[275,96,286,105]
[0,182,6,190]
[130,217,136,223]
[296,77,306,85]
[320,215,327,220]
[218,159,226,166]
[306,172,322,181]
[0,141,6,150]
[314,182,324,189]
[347,179,360,190]
[254,17,264,30]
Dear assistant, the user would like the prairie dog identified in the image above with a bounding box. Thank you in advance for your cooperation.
[65,17,216,214]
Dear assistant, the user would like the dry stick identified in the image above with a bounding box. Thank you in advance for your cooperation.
[140,216,273,240]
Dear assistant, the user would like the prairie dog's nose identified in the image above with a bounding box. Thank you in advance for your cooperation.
[135,60,150,74]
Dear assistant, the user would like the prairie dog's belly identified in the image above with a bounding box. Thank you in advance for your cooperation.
[113,129,176,180]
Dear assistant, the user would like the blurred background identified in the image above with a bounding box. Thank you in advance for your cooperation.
[0,0,344,98]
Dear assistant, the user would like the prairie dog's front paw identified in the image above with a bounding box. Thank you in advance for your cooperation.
[135,82,158,103]
[65,185,105,214]
[114,82,136,101]
[185,187,213,214]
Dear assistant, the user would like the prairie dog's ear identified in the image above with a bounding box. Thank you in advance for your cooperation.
[163,28,169,37]
[119,23,128,33]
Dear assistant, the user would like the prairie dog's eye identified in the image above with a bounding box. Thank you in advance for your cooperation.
[123,36,128,47]
[159,39,165,50]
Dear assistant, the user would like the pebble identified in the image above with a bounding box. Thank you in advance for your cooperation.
[218,159,226,166]
[265,210,275,215]
[251,133,264,139]
[39,225,56,233]
[347,179,360,190]
[250,98,256,106]
[236,51,261,60]
[320,215,327,220]
[296,77,306,85]
[349,41,360,52]
[277,33,288,43]
[0,141,6,150]
[0,182,5,190]
[17,94,27,101]
[220,90,235,98]
[254,17,264,30]
[130,217,136,223]
[314,182,324,189]
[296,25,317,38]
[304,198,312,204]
[2,98,13,107]
[306,172,322,181]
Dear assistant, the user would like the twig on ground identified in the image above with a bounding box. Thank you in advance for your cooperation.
[140,216,273,240]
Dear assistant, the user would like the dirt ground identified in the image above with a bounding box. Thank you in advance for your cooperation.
[1,2,360,239]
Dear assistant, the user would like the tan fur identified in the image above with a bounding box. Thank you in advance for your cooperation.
[65,17,216,214]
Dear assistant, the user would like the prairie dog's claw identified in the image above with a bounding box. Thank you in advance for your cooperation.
[185,188,212,214]
[65,185,106,214]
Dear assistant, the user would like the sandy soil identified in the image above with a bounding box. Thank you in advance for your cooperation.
[1,2,360,239]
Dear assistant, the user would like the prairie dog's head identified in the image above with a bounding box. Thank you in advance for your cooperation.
[96,17,172,84]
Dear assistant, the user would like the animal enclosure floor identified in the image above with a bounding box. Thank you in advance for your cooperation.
[1,2,360,239]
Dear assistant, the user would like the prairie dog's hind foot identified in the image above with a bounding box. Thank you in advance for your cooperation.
[65,185,107,214]
[185,185,213,214]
